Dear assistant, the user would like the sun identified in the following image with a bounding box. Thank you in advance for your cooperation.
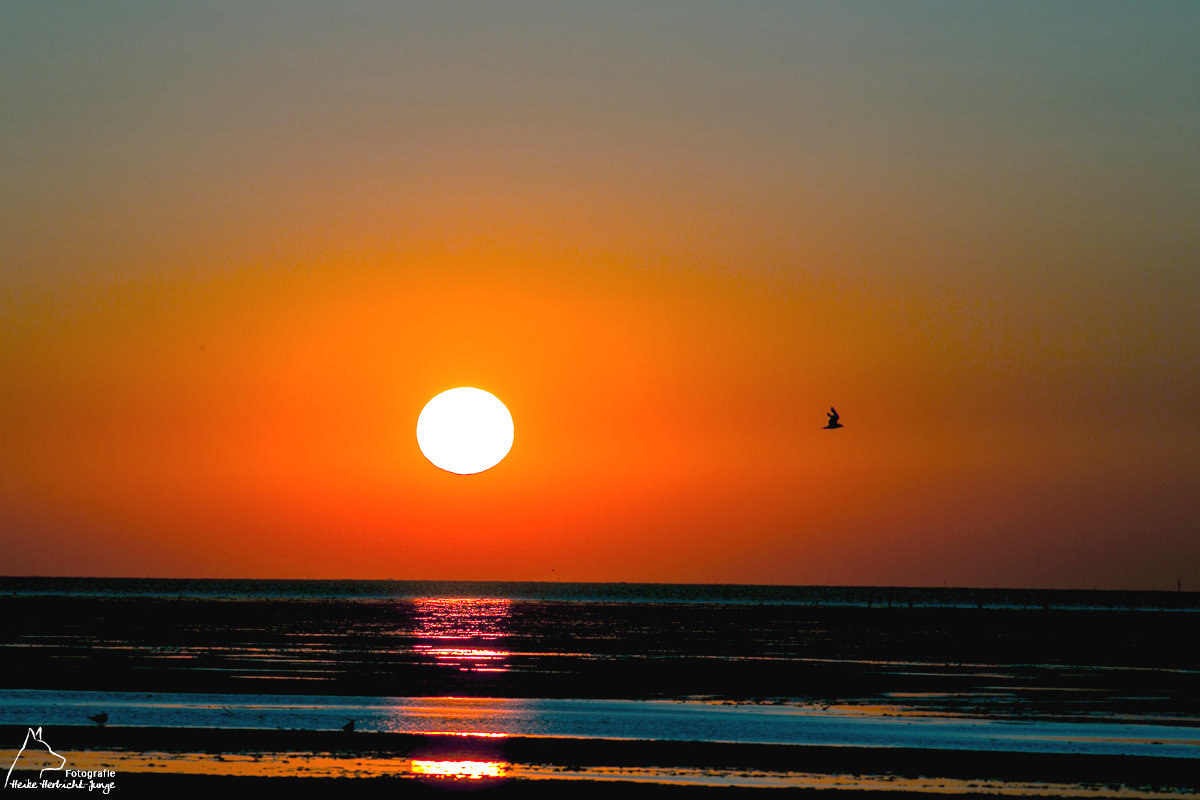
[416,387,514,475]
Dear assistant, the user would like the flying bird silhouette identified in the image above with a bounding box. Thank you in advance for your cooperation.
[823,407,843,429]
[87,713,108,725]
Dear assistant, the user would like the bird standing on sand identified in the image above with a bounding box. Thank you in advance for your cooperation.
[87,713,108,725]
[823,407,843,429]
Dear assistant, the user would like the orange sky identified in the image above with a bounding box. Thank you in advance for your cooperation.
[2,4,1198,588]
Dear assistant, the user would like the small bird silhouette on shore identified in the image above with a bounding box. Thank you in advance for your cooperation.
[823,407,843,429]
[87,713,108,725]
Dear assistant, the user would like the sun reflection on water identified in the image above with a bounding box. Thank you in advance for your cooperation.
[412,597,511,673]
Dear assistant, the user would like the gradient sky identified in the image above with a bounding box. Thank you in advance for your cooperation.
[3,2,1198,588]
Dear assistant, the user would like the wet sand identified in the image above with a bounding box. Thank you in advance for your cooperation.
[5,726,1198,797]
[3,590,1198,794]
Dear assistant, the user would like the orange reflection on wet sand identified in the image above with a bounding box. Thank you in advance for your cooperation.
[64,751,510,782]
[411,759,507,780]
[412,598,511,673]
[59,751,1194,797]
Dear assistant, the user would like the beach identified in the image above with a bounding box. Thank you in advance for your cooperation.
[6,725,1200,797]
[2,580,1198,795]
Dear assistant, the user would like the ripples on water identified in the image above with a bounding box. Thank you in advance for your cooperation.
[2,580,1198,794]
[2,582,1198,721]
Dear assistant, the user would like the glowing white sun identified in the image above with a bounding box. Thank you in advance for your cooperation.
[416,387,514,475]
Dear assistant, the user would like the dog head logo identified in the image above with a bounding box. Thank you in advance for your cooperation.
[5,727,66,787]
